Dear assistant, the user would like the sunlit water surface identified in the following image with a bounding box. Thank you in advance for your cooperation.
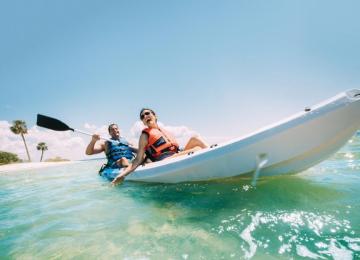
[1,133,360,259]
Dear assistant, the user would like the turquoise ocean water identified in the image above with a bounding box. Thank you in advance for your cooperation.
[1,132,359,259]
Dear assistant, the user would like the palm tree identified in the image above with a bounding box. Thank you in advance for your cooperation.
[10,120,31,162]
[37,142,48,162]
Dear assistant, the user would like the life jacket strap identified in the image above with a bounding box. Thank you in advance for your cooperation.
[160,145,178,154]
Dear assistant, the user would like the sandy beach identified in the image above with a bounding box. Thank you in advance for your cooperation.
[0,161,79,173]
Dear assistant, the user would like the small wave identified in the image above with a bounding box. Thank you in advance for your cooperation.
[213,210,359,259]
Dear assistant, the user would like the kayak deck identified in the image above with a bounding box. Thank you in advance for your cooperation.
[102,89,360,183]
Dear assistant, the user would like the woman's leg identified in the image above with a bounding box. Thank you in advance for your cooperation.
[166,135,209,159]
[165,146,201,160]
[184,135,209,150]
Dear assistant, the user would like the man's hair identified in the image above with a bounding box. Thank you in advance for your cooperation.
[108,123,118,133]
[139,108,156,119]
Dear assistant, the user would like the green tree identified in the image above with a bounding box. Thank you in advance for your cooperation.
[10,120,31,162]
[36,142,48,162]
[0,151,20,164]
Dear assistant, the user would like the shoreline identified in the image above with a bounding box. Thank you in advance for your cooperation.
[0,161,81,173]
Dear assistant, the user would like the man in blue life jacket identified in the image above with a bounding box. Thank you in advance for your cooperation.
[85,124,137,172]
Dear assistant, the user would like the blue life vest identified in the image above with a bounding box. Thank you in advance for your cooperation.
[105,137,134,168]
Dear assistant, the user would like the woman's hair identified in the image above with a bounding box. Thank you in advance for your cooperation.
[139,108,156,119]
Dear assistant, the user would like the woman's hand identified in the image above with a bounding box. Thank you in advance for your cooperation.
[111,174,125,185]
[111,133,148,186]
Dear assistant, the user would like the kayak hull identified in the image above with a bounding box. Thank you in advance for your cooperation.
[103,90,360,183]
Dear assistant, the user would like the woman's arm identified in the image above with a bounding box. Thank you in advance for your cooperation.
[112,133,148,185]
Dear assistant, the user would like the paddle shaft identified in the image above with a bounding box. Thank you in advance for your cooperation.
[73,129,111,142]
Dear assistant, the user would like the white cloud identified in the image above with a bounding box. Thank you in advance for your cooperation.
[0,121,89,161]
[83,123,98,131]
[83,123,108,138]
[129,121,146,143]
[0,120,230,162]
[128,120,211,148]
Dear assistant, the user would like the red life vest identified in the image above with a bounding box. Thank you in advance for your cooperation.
[142,127,179,160]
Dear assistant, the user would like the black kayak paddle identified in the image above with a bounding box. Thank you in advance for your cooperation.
[36,114,111,141]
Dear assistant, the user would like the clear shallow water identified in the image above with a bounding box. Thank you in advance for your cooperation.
[1,133,359,259]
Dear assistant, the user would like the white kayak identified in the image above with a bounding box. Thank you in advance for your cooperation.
[102,89,360,183]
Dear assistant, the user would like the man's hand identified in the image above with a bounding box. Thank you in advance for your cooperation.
[91,134,101,142]
[86,134,104,155]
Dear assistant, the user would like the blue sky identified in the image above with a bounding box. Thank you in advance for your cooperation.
[1,0,360,143]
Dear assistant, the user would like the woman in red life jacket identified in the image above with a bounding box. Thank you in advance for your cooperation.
[112,108,208,185]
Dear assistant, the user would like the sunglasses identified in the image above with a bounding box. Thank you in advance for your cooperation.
[140,111,152,120]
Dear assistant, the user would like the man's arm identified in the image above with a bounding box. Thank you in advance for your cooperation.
[85,134,105,155]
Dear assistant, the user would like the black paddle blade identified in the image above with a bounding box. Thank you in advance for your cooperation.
[36,114,74,132]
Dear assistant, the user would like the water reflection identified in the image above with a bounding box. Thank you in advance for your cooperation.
[1,133,359,259]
